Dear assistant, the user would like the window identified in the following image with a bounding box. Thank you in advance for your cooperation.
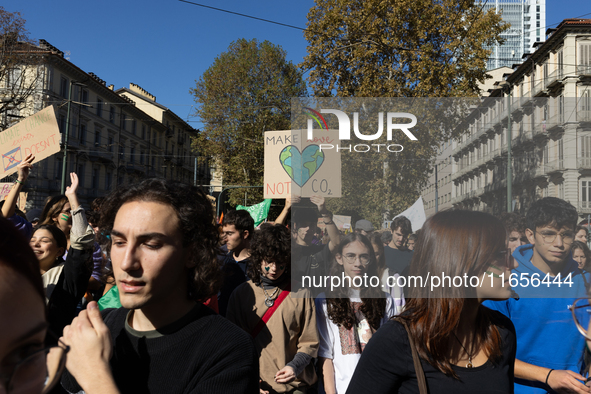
[81,89,89,104]
[79,124,86,145]
[580,43,591,74]
[140,150,145,165]
[142,125,146,140]
[59,114,66,134]
[97,98,103,117]
[92,168,99,189]
[108,136,114,152]
[77,164,85,187]
[95,129,101,146]
[60,77,68,98]
[106,171,112,190]
[110,106,115,124]
[130,147,135,163]
[558,50,564,78]
[582,180,591,208]
[55,158,62,180]
[132,120,137,135]
[152,130,157,145]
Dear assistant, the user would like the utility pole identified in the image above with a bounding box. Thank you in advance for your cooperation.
[60,82,74,194]
[507,89,513,213]
[434,164,439,213]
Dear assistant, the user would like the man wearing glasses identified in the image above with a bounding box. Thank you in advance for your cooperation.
[485,197,590,394]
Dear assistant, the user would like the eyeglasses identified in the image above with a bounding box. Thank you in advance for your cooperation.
[341,253,370,266]
[537,230,575,245]
[1,337,69,394]
[569,298,591,340]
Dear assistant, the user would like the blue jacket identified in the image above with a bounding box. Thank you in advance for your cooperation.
[484,244,589,394]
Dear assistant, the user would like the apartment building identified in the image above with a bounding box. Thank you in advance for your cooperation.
[451,19,591,219]
[1,39,208,209]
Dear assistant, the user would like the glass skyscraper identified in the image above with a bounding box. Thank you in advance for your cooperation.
[481,0,546,70]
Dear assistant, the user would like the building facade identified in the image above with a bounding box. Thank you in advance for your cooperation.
[483,0,546,70]
[1,39,209,209]
[451,19,591,219]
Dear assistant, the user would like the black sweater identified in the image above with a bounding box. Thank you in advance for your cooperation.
[61,304,259,394]
[346,309,516,394]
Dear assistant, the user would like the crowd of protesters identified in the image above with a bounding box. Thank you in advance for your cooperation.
[2,156,591,394]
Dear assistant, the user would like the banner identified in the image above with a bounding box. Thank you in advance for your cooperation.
[264,129,341,198]
[394,196,426,232]
[0,106,61,178]
[236,199,272,227]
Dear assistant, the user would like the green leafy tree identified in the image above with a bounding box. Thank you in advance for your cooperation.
[300,0,507,225]
[191,38,307,206]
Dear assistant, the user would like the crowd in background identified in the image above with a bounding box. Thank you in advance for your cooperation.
[1,155,591,394]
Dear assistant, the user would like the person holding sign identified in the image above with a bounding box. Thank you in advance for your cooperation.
[0,153,35,239]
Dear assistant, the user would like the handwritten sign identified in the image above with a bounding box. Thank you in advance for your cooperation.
[0,183,12,199]
[264,129,341,198]
[0,106,61,178]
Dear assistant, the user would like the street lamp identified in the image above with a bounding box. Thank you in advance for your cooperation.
[60,81,87,194]
[499,80,513,213]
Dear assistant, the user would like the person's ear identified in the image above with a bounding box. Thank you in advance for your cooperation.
[336,253,344,266]
[57,247,65,259]
[242,230,249,240]
[525,228,536,245]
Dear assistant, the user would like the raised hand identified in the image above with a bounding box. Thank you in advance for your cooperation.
[17,153,35,183]
[65,172,81,210]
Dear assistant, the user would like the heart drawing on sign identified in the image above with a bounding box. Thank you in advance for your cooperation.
[279,145,325,187]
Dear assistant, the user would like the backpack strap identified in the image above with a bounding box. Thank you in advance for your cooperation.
[251,283,292,338]
[397,318,428,394]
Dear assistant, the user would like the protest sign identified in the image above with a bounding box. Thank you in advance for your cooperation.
[0,183,11,199]
[264,129,341,199]
[393,196,426,232]
[0,106,61,179]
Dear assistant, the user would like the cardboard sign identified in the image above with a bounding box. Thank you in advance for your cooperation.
[264,129,341,198]
[0,106,61,178]
[0,183,12,199]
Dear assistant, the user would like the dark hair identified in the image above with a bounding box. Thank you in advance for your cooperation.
[222,210,254,240]
[99,178,222,301]
[380,230,392,244]
[90,197,106,212]
[32,225,68,265]
[39,195,69,227]
[526,197,578,233]
[292,208,318,228]
[407,233,418,242]
[0,217,45,302]
[572,241,591,268]
[247,223,291,286]
[576,225,588,238]
[326,233,387,331]
[498,212,526,235]
[402,210,505,378]
[390,216,412,235]
[369,232,387,279]
[86,210,100,227]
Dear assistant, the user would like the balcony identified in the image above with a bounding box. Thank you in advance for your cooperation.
[178,135,185,145]
[578,158,591,170]
[579,202,591,214]
[545,160,564,174]
[579,110,591,123]
[578,65,591,77]
[165,128,174,138]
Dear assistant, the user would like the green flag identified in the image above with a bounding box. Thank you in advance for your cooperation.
[236,199,272,227]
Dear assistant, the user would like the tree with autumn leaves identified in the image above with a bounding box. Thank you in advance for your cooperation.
[0,6,42,130]
[191,38,306,206]
[300,0,508,225]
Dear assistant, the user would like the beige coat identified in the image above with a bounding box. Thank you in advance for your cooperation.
[227,280,318,394]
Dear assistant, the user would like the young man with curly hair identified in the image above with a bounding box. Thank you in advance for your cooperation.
[60,179,259,394]
[227,223,319,394]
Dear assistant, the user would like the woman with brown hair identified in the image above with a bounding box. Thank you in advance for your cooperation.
[346,210,517,394]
